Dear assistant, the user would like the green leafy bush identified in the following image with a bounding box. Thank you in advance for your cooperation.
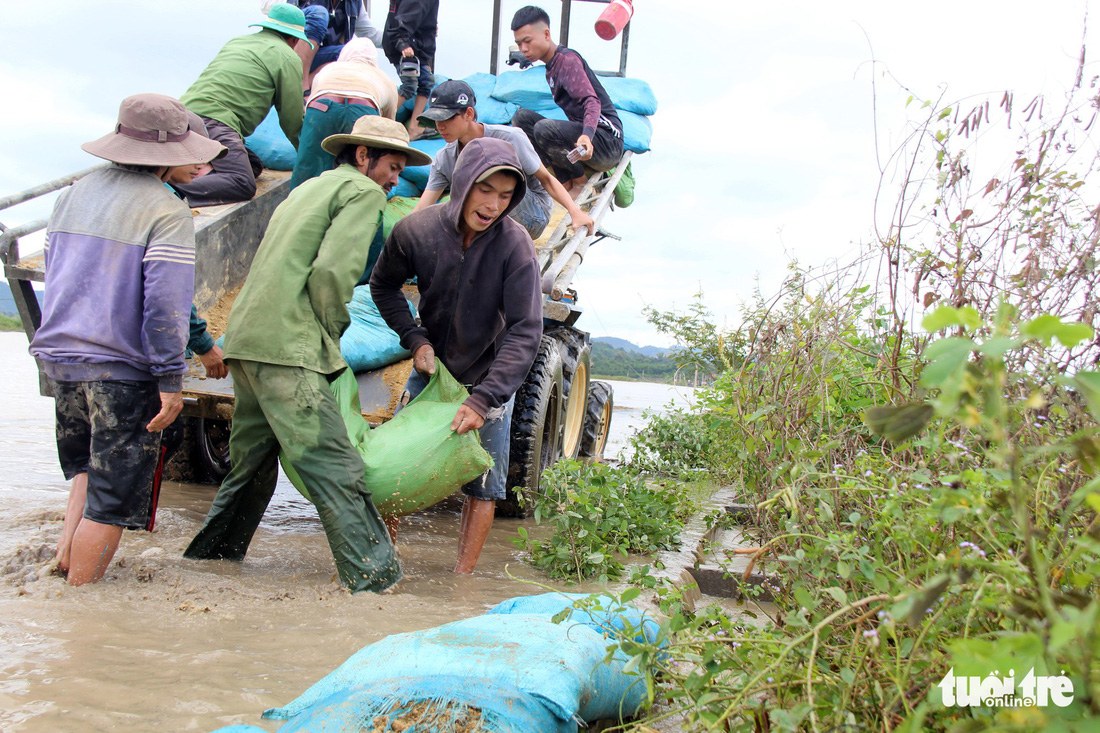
[514,460,688,583]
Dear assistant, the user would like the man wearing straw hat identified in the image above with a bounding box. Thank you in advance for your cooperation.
[29,93,226,586]
[175,4,313,207]
[185,117,430,594]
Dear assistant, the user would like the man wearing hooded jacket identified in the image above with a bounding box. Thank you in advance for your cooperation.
[370,137,543,574]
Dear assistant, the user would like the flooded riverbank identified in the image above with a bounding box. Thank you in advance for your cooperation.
[0,333,695,731]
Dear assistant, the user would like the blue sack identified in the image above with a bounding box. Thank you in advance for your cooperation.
[462,72,520,125]
[388,177,422,199]
[398,137,448,191]
[600,76,659,116]
[619,110,653,153]
[263,611,648,730]
[490,66,557,111]
[487,592,661,645]
[340,287,414,373]
[244,108,297,171]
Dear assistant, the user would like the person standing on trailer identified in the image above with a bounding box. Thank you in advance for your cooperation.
[371,137,543,574]
[510,5,624,196]
[381,0,439,140]
[29,94,226,585]
[184,117,429,594]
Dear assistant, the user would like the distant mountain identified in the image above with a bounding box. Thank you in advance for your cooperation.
[592,336,672,358]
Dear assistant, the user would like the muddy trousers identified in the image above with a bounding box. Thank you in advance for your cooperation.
[183,360,401,593]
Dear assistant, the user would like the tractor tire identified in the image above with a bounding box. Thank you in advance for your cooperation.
[549,327,592,460]
[579,380,614,460]
[498,334,565,518]
[196,417,232,484]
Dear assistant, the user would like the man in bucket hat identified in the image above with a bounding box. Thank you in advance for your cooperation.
[29,93,226,585]
[175,3,312,207]
[185,117,429,594]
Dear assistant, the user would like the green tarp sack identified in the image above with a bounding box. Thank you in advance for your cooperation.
[280,360,492,517]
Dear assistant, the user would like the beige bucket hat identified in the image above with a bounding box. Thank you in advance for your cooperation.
[321,116,433,166]
[82,93,227,167]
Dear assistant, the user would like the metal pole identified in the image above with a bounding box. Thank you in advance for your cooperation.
[0,163,107,212]
[490,0,502,75]
[560,0,572,46]
[550,153,633,299]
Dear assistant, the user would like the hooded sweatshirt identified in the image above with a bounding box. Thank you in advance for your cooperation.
[370,137,543,417]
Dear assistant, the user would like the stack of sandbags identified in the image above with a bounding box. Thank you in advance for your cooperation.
[490,66,657,153]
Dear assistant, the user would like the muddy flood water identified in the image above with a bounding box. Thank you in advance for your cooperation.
[0,332,698,731]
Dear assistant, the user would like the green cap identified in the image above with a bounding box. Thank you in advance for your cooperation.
[250,3,314,49]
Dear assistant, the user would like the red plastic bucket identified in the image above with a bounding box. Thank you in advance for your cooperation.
[594,0,633,41]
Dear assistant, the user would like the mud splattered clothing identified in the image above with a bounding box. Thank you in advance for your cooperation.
[30,166,195,392]
[370,137,544,419]
[185,165,400,593]
[52,380,161,530]
[184,361,401,592]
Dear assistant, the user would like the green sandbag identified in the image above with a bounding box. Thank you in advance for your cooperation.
[281,360,492,517]
[613,161,635,208]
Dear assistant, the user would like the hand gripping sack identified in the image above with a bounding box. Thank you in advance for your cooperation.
[281,360,492,516]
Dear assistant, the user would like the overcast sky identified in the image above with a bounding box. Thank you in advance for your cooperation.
[1,1,1093,346]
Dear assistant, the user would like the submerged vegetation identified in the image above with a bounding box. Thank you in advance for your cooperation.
[519,46,1100,732]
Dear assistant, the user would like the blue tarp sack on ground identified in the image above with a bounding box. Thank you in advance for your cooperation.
[262,603,650,732]
[244,108,296,171]
[487,592,662,645]
[398,137,448,192]
[340,286,413,372]
[462,72,519,124]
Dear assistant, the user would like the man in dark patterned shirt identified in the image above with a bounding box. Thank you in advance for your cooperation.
[510,5,625,196]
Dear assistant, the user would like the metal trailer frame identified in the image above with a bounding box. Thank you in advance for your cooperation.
[489,0,631,78]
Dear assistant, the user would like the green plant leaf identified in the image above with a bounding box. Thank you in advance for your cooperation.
[922,305,982,332]
[1022,315,1094,347]
[1072,371,1100,422]
[863,403,934,442]
[920,338,975,387]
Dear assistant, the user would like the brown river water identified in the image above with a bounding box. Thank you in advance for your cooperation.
[0,332,697,731]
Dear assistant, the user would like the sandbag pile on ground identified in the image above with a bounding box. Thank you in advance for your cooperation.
[248,592,659,732]
[281,360,492,517]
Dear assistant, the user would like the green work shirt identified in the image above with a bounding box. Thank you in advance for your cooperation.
[223,165,385,374]
[181,29,304,147]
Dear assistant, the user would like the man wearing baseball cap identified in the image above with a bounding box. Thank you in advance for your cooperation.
[185,117,430,594]
[175,4,312,206]
[30,93,226,585]
[413,80,595,239]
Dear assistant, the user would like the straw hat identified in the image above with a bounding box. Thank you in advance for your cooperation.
[81,94,227,167]
[249,3,315,48]
[321,116,432,166]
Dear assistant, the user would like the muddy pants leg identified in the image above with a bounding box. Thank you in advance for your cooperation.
[184,360,280,561]
[262,364,402,593]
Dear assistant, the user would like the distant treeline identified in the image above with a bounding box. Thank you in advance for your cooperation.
[591,341,686,383]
